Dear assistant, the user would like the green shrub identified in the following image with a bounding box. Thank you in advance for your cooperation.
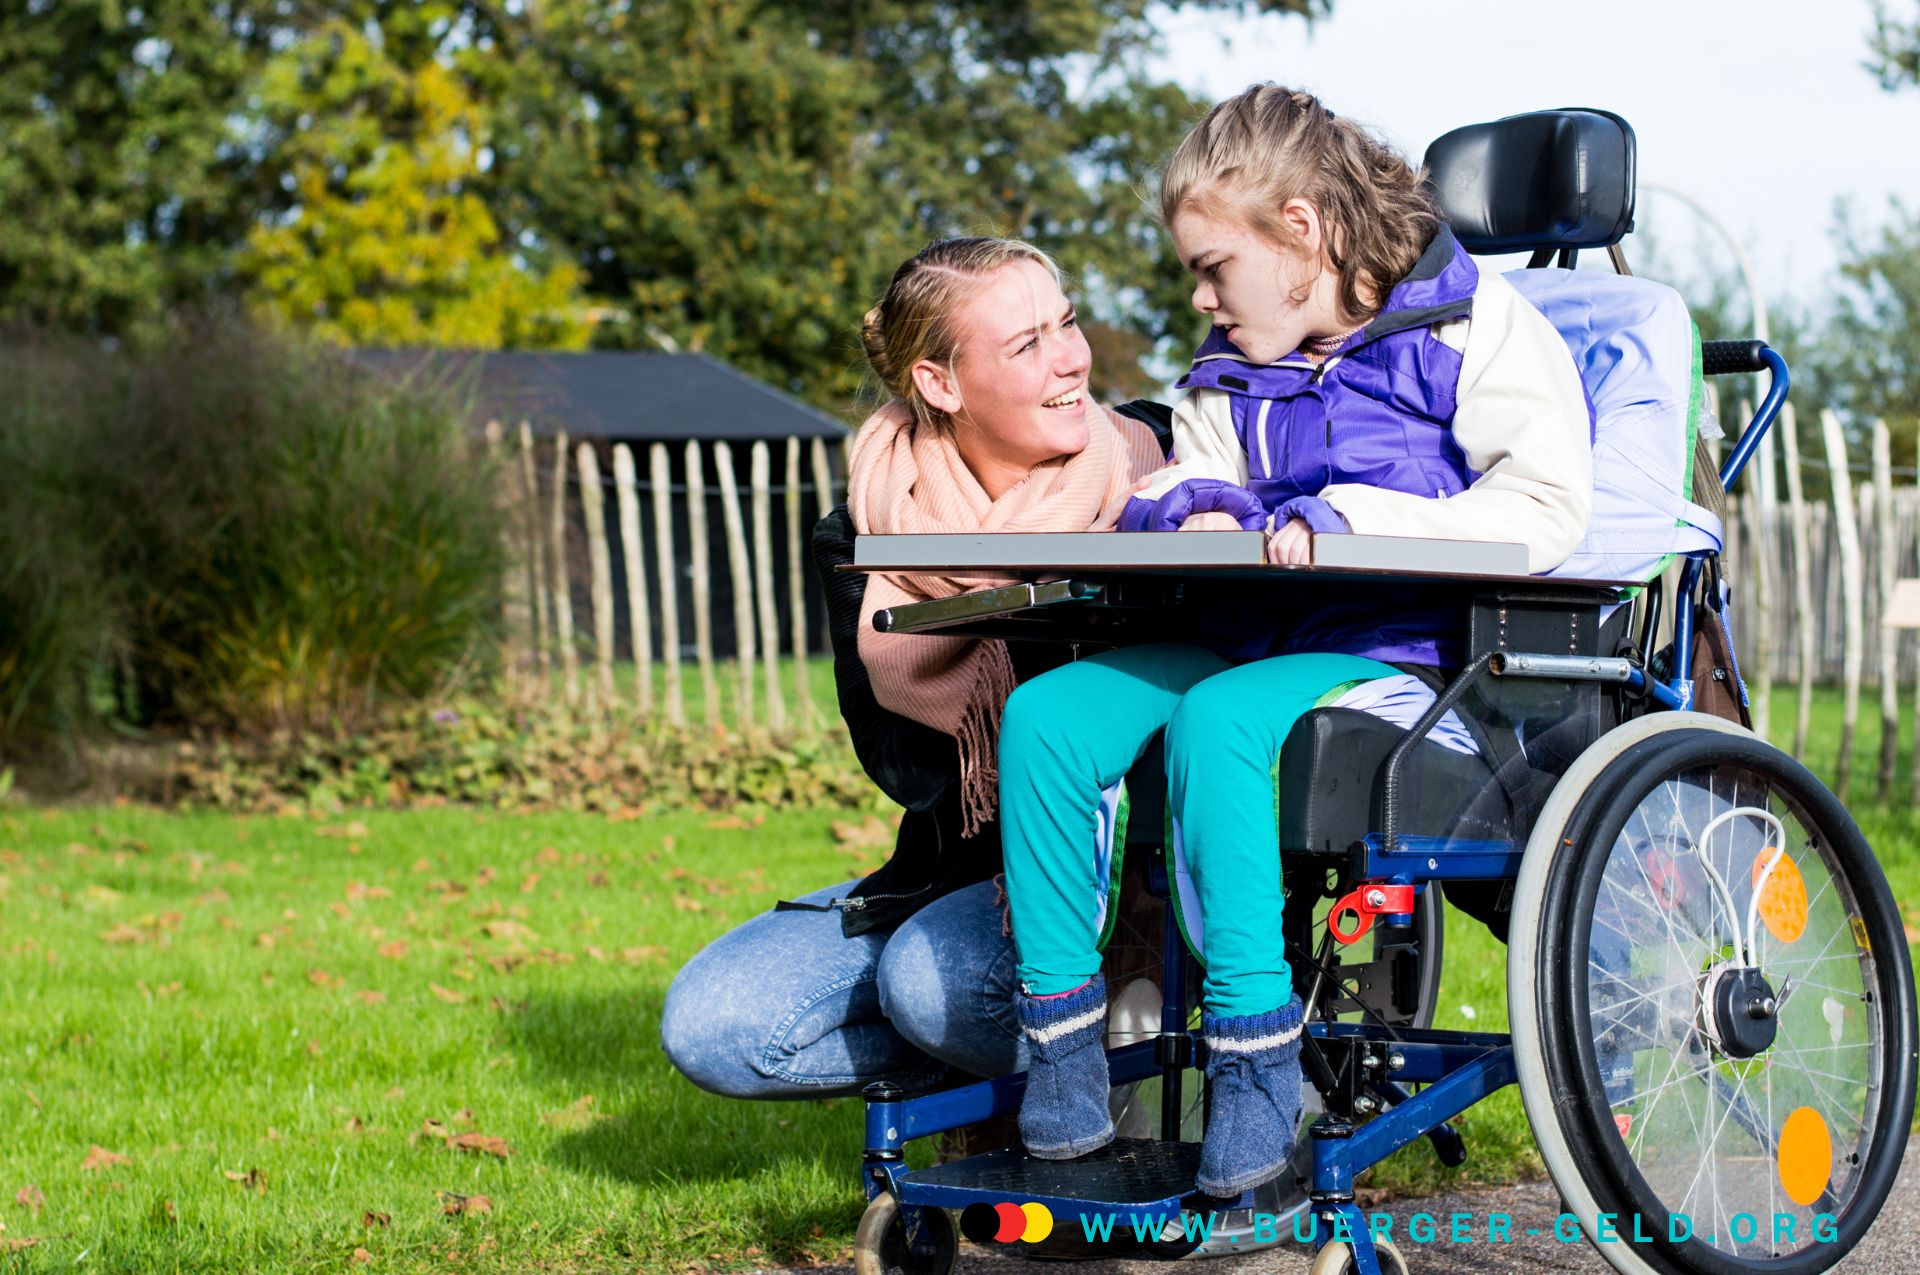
[0,311,509,762]
[0,331,131,764]
[144,694,881,816]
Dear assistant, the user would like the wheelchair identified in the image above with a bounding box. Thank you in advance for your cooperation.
[847,110,1918,1275]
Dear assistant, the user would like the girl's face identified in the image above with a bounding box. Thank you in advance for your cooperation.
[910,258,1094,497]
[1170,198,1347,365]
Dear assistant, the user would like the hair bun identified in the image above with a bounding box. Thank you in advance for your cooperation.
[859,305,899,389]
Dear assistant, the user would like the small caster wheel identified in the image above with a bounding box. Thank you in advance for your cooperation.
[852,1194,958,1275]
[1310,1237,1410,1275]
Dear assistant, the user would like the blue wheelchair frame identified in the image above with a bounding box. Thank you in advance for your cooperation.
[855,351,1790,1274]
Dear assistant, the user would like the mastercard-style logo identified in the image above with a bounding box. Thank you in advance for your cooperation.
[958,1201,1054,1244]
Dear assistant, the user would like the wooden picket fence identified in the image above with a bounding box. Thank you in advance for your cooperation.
[1714,403,1917,802]
[486,422,846,735]
[484,401,1920,797]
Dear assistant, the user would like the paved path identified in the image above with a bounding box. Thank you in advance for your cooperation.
[792,1143,1919,1275]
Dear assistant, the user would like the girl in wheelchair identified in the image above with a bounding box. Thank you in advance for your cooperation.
[1000,83,1595,1197]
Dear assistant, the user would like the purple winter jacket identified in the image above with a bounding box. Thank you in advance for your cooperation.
[1119,228,1592,667]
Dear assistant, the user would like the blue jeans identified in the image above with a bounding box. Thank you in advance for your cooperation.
[660,881,1026,1098]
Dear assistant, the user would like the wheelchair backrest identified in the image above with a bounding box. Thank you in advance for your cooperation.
[1424,108,1721,587]
[1424,108,1635,254]
[1511,268,1724,584]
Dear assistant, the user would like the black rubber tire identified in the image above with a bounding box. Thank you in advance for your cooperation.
[1531,728,1915,1274]
[852,1195,958,1275]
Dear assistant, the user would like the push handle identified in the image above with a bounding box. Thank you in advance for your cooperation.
[1701,339,1771,377]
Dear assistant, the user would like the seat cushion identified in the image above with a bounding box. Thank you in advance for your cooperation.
[1276,707,1515,855]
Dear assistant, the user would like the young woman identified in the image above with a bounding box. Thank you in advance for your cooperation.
[661,238,1164,1101]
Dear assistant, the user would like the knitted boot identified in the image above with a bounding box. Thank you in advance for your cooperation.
[1015,974,1114,1159]
[1196,995,1306,1198]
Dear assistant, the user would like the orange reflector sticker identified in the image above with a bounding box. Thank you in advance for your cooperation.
[1778,1106,1833,1207]
[1751,848,1808,943]
[1614,1113,1633,1139]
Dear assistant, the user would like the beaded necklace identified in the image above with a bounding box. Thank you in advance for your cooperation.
[1300,325,1362,360]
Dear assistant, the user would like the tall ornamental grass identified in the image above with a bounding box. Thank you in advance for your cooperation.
[0,313,509,766]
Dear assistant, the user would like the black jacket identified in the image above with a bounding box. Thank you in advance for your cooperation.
[803,503,1067,935]
[797,401,1175,937]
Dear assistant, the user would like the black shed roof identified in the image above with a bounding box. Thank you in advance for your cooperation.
[352,349,849,442]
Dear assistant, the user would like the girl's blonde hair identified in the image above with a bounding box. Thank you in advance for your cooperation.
[860,237,1065,433]
[1159,84,1439,324]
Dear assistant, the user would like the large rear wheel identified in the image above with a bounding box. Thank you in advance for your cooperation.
[1511,715,1915,1274]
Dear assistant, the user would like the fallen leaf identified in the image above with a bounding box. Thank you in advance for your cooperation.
[429,984,466,1005]
[306,1039,323,1058]
[343,1117,367,1134]
[831,816,892,848]
[308,968,341,988]
[377,939,408,960]
[450,1107,475,1127]
[351,1245,373,1262]
[519,873,540,894]
[0,1237,40,1252]
[671,896,703,913]
[474,866,497,889]
[100,924,146,945]
[81,1146,130,1172]
[22,1090,38,1109]
[619,946,665,964]
[540,1095,606,1132]
[317,821,370,840]
[534,846,561,865]
[448,1133,512,1159]
[255,933,276,949]
[329,902,353,919]
[417,1118,451,1142]
[222,1167,267,1193]
[14,1185,44,1213]
[361,1210,390,1228]
[438,1190,493,1216]
[481,920,537,944]
[266,1127,282,1141]
[383,1087,405,1100]
[152,1198,177,1225]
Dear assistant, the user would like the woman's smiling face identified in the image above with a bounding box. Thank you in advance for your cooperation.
[911,258,1095,495]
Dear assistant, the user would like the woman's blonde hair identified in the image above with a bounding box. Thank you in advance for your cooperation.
[1159,84,1439,324]
[860,237,1065,433]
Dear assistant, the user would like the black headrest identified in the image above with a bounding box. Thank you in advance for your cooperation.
[1422,109,1636,254]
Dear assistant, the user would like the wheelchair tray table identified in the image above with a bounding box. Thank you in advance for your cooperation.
[845,549,1634,646]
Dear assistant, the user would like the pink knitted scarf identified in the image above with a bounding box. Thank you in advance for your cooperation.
[847,400,1164,836]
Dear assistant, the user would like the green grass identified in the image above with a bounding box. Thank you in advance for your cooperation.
[2,686,1917,1271]
[0,805,880,1273]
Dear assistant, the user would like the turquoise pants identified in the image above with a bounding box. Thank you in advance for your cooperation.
[998,644,1400,1017]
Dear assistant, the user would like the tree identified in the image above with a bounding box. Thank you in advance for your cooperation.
[1868,1,1920,89]
[1817,203,1920,465]
[475,0,1324,406]
[0,0,281,336]
[243,13,588,348]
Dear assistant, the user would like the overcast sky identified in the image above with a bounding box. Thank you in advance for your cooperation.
[1152,0,1920,319]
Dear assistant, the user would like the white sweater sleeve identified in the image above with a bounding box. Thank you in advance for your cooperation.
[1318,268,1594,573]
[1133,388,1248,498]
